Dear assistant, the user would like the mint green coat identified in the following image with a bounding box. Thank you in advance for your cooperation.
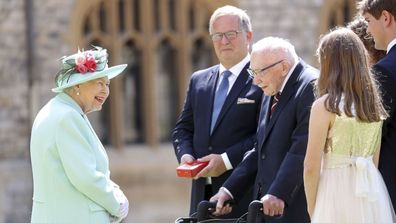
[30,93,121,223]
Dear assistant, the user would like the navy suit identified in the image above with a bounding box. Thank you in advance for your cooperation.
[223,60,318,223]
[373,45,396,208]
[172,63,263,217]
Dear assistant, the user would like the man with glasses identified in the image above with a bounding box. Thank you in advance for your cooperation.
[172,5,262,218]
[211,37,318,223]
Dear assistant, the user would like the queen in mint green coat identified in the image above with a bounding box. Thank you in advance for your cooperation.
[30,47,128,223]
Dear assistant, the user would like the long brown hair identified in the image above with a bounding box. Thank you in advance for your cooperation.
[316,27,388,122]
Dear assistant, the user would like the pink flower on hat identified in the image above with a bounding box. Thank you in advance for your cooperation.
[85,59,97,72]
[74,51,97,74]
[76,64,88,73]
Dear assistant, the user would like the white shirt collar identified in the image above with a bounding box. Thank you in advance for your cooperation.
[219,54,250,77]
[279,59,298,93]
[387,38,396,53]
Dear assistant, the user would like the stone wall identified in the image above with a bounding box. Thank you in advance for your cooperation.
[0,0,77,222]
[0,160,32,223]
[0,1,33,221]
[240,0,323,65]
[30,0,76,114]
[0,0,29,160]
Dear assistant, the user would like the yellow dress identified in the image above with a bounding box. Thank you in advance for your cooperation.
[311,114,396,223]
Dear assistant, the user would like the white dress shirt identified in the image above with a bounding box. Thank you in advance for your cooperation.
[386,38,396,54]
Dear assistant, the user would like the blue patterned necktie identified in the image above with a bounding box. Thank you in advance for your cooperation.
[211,70,232,133]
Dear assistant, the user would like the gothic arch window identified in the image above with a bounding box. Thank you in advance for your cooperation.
[122,41,143,144]
[156,39,178,142]
[192,38,214,72]
[68,0,236,148]
[320,0,357,34]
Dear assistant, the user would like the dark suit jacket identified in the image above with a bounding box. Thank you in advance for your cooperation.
[373,45,396,208]
[223,60,318,223]
[172,63,263,217]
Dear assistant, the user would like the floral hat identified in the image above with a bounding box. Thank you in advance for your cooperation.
[52,46,127,93]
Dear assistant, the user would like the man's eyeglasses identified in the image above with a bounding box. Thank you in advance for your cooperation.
[210,31,241,42]
[247,60,284,78]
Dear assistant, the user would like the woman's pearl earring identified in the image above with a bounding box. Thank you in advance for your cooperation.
[76,92,80,96]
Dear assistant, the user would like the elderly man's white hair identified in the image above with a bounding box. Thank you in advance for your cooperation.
[252,37,298,66]
[209,5,252,34]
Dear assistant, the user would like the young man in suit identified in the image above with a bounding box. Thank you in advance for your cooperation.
[359,0,396,208]
[211,37,318,223]
[172,5,263,218]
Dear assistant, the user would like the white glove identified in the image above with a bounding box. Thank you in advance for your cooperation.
[114,188,129,220]
[119,199,129,219]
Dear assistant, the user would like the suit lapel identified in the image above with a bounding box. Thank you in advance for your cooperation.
[256,96,271,147]
[211,63,251,133]
[259,62,305,149]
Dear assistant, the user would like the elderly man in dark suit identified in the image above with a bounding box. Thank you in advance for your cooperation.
[359,0,396,208]
[172,5,263,218]
[211,37,318,223]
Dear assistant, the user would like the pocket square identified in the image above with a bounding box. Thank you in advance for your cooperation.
[237,98,255,104]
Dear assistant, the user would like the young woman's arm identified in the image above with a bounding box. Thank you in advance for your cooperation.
[303,96,333,217]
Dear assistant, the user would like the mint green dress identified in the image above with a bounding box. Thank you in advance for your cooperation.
[30,93,122,223]
[311,113,396,223]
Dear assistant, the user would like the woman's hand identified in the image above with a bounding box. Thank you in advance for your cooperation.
[114,188,129,220]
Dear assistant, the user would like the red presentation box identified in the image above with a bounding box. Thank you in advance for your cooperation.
[176,161,209,178]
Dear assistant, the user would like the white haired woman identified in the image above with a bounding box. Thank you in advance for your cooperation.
[30,46,129,223]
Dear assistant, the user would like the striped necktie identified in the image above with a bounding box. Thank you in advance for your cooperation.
[270,92,281,117]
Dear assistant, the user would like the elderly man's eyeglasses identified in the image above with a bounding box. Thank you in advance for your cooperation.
[210,31,241,42]
[247,60,284,78]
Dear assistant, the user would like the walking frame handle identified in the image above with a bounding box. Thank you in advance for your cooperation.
[246,200,262,223]
[247,200,283,222]
[196,200,235,221]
